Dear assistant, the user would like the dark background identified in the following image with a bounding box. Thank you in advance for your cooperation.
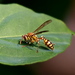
[0,0,75,75]
[1,0,71,20]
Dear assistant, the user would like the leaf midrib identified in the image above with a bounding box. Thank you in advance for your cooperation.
[0,32,71,38]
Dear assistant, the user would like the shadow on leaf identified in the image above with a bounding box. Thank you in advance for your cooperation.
[18,40,51,51]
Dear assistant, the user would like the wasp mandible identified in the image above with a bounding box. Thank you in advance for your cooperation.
[20,20,54,50]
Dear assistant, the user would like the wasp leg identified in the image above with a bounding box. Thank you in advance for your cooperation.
[36,40,40,53]
[20,35,25,44]
[22,45,27,47]
[29,42,32,44]
[20,39,22,44]
[21,42,31,47]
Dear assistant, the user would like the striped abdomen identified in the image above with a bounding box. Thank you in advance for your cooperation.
[42,37,54,50]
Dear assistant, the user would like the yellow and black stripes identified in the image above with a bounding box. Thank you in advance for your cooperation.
[40,36,54,50]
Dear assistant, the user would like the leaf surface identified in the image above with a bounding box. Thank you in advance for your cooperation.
[0,4,74,65]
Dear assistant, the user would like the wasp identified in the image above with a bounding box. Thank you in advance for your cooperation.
[20,20,54,50]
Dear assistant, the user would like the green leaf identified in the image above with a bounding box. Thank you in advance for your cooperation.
[0,4,74,65]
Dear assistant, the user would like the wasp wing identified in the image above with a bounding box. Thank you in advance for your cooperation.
[33,20,52,33]
[33,30,49,35]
